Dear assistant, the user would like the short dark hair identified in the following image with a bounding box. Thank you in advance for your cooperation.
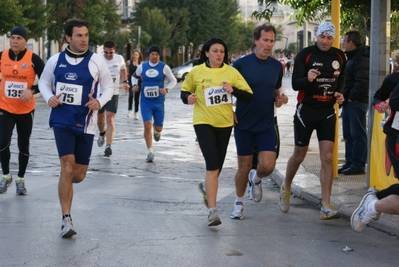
[104,40,116,49]
[253,23,276,41]
[198,37,229,65]
[345,31,362,47]
[64,19,90,38]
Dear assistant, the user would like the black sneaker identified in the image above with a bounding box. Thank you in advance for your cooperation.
[104,146,112,157]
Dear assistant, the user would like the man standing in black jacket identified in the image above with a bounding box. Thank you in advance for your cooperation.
[340,31,370,175]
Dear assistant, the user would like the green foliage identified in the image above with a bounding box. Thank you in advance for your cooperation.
[255,0,398,51]
[252,0,278,21]
[47,0,122,50]
[132,0,243,64]
[391,11,399,50]
[235,20,256,53]
[0,0,47,39]
[287,42,297,54]
[140,7,172,45]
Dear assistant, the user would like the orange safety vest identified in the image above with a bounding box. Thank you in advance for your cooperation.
[0,49,36,114]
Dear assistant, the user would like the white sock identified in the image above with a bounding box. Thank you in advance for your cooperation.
[252,171,261,184]
[235,196,244,204]
[367,199,378,217]
[148,148,153,153]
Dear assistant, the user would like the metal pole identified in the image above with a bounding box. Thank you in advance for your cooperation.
[331,0,340,178]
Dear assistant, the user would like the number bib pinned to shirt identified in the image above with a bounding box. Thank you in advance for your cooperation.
[4,81,27,98]
[204,86,231,106]
[111,73,118,84]
[144,86,159,98]
[56,82,83,105]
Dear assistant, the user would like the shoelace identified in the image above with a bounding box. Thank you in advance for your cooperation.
[253,183,261,195]
[233,204,243,212]
[281,192,290,204]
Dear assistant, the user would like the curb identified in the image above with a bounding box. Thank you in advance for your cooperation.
[269,168,399,236]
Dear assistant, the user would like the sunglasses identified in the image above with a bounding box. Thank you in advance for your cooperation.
[104,51,114,55]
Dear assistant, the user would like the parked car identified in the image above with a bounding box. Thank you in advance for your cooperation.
[171,59,196,82]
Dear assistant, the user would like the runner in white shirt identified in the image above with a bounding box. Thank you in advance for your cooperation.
[97,40,129,157]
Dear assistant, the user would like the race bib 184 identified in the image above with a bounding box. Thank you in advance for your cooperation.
[204,86,232,106]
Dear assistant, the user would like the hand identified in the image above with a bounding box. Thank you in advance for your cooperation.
[132,85,139,92]
[308,69,320,82]
[275,95,284,108]
[222,81,233,93]
[334,92,344,105]
[85,93,100,110]
[376,101,390,113]
[48,93,63,108]
[123,82,130,92]
[20,89,33,103]
[160,88,168,95]
[188,93,197,105]
[281,93,289,104]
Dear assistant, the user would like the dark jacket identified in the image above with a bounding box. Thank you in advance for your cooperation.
[343,46,370,103]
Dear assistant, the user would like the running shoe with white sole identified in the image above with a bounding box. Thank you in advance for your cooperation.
[146,152,155,163]
[278,183,290,213]
[319,204,341,220]
[351,190,379,232]
[127,110,133,117]
[208,209,221,226]
[197,181,208,208]
[230,202,244,220]
[134,112,139,120]
[366,188,381,221]
[97,133,105,147]
[248,169,262,202]
[0,174,12,194]
[61,217,77,238]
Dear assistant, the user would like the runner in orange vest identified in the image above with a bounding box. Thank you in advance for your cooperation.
[0,26,45,195]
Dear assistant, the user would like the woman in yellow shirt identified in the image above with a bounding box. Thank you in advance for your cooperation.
[181,37,252,226]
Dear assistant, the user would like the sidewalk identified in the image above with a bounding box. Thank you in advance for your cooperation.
[271,75,399,236]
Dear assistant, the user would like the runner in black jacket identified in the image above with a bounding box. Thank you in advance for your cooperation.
[279,22,346,220]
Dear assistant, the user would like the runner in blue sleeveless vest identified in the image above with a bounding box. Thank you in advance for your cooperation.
[39,19,113,238]
[135,45,177,162]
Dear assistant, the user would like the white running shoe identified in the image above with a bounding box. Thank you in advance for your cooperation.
[61,217,76,238]
[248,169,262,202]
[351,190,379,232]
[97,133,105,147]
[127,110,133,117]
[230,202,244,220]
[146,152,155,163]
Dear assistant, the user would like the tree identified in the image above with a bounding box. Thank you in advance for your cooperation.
[253,0,399,47]
[0,0,47,39]
[140,7,172,46]
[235,20,257,54]
[46,0,122,51]
[133,0,242,65]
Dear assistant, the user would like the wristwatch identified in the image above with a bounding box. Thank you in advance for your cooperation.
[123,80,128,84]
[165,89,169,93]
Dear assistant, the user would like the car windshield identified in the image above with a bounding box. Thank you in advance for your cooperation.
[182,59,194,66]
